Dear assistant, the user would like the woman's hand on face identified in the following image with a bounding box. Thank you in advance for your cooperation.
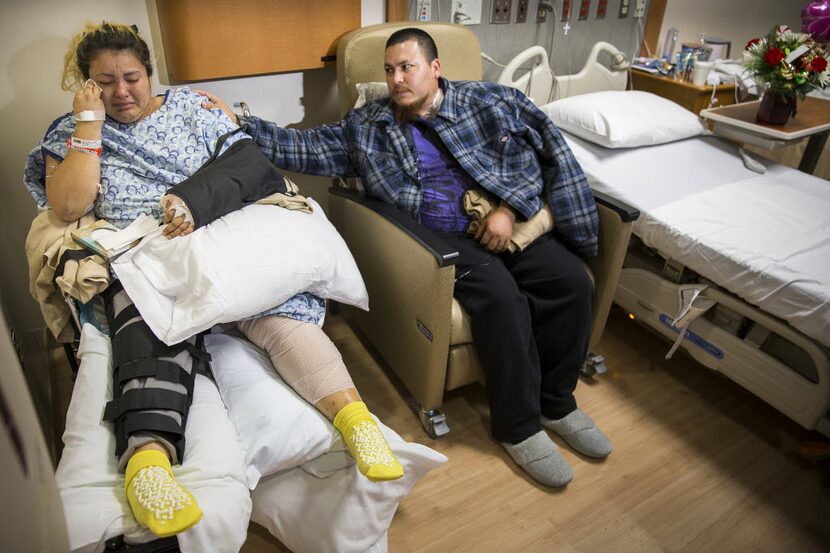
[161,194,194,239]
[194,89,239,125]
[73,79,105,119]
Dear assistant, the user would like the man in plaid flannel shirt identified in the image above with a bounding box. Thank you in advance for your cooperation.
[210,28,612,488]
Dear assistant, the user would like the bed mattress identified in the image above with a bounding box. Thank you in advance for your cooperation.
[563,133,830,348]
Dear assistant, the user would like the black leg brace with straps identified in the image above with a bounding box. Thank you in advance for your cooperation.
[102,281,210,464]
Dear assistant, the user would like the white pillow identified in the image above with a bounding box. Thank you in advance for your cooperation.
[354,82,390,109]
[207,329,448,553]
[541,90,706,148]
[113,200,368,345]
[251,422,447,553]
[204,332,337,488]
[55,324,252,553]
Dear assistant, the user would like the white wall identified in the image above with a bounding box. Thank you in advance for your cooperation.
[0,0,383,337]
[658,0,804,59]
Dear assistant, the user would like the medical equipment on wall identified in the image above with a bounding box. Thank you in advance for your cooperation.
[418,0,432,21]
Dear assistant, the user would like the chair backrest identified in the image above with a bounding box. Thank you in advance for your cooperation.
[336,21,483,116]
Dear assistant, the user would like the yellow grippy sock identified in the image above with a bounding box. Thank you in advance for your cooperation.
[124,450,203,538]
[333,401,404,482]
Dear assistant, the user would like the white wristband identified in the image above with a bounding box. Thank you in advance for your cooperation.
[70,136,102,149]
[74,110,105,122]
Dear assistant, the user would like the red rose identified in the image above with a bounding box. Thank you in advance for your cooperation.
[810,56,828,73]
[764,47,785,66]
[745,37,761,50]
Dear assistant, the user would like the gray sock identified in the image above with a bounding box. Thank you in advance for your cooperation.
[542,409,613,458]
[501,430,572,488]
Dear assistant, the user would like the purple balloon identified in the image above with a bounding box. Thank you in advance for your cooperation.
[802,1,830,41]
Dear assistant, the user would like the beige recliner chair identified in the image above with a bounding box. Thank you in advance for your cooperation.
[327,22,639,437]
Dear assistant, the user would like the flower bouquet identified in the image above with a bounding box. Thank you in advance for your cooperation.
[744,26,830,123]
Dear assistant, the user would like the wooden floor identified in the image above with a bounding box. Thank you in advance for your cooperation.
[242,308,830,553]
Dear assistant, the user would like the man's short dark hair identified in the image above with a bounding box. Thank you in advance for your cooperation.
[385,28,439,61]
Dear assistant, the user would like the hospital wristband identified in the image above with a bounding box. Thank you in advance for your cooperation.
[73,110,106,122]
[67,136,103,156]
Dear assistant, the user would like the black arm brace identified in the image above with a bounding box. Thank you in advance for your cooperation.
[168,128,289,229]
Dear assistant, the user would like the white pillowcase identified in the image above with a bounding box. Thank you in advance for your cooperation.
[113,200,369,345]
[541,90,706,148]
[354,82,391,109]
[251,419,447,553]
[55,324,252,553]
[204,332,337,488]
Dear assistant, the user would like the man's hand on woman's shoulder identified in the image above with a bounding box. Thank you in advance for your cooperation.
[194,89,239,126]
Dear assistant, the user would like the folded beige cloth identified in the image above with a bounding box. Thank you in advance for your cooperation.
[463,189,554,252]
[255,176,314,213]
[55,255,109,304]
[25,211,109,342]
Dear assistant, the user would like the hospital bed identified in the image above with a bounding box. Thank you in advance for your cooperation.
[526,44,830,436]
[27,203,446,551]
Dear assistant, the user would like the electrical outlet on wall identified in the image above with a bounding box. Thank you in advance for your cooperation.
[597,0,607,18]
[491,0,512,24]
[633,0,646,18]
[619,0,630,18]
[516,0,529,22]
[452,0,483,25]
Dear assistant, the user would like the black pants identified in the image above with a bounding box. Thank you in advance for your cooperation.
[436,231,593,444]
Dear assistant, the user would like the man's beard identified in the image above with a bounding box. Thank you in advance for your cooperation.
[393,91,431,123]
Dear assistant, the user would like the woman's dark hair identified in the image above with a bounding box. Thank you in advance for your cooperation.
[62,22,153,91]
[385,28,439,61]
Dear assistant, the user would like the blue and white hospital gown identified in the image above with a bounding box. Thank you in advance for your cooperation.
[23,86,325,325]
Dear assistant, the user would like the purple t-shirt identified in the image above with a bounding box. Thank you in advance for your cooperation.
[408,118,476,233]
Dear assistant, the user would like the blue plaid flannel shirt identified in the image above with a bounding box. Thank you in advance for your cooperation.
[242,78,598,256]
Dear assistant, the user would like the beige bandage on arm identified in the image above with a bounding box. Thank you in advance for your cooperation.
[237,315,355,405]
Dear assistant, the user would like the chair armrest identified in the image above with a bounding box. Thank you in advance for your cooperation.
[592,190,640,223]
[328,187,457,411]
[584,191,639,351]
[329,187,459,267]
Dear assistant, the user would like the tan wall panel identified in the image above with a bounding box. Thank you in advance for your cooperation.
[156,0,361,81]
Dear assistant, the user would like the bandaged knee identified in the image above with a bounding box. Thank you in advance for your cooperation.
[238,315,354,405]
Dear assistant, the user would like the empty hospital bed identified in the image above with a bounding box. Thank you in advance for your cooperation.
[513,43,830,436]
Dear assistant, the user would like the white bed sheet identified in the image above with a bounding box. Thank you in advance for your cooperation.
[564,134,830,347]
[58,324,446,553]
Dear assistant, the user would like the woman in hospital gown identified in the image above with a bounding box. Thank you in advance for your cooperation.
[23,21,402,539]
